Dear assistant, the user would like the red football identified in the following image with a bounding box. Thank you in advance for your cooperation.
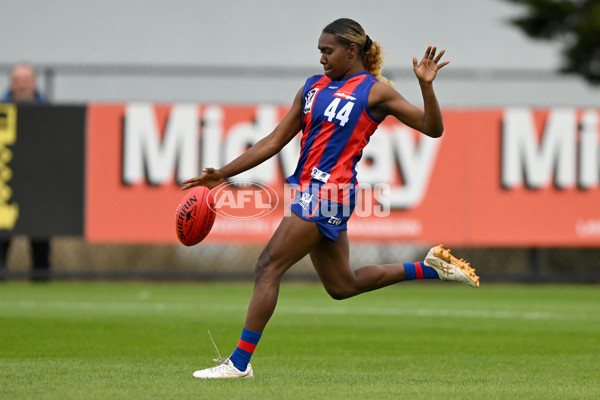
[175,186,216,246]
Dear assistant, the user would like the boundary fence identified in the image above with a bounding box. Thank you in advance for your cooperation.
[1,63,597,107]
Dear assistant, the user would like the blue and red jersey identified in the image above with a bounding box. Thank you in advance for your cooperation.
[286,71,382,203]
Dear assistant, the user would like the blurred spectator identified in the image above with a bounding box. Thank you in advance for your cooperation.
[1,63,50,281]
[2,63,45,103]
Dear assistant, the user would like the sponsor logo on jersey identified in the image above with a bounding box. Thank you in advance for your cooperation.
[303,88,319,114]
[311,167,330,183]
[333,91,357,101]
[327,216,342,225]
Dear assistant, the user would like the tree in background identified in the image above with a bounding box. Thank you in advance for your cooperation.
[504,0,600,84]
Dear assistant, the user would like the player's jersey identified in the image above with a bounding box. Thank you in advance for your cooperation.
[286,71,382,203]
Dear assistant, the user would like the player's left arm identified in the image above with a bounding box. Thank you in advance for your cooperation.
[369,46,449,138]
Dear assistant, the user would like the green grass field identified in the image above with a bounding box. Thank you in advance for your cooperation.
[1,282,599,400]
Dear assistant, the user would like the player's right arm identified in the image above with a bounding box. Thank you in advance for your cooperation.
[181,87,303,190]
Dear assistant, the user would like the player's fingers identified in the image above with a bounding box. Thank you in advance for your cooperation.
[423,46,432,59]
[181,178,200,190]
[433,48,446,63]
[412,56,418,68]
[182,176,199,184]
[437,60,450,69]
[429,46,437,59]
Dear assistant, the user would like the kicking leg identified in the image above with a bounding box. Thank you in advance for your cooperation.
[310,231,413,300]
[309,235,469,300]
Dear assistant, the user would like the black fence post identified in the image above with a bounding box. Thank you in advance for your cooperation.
[528,247,541,282]
[42,66,54,102]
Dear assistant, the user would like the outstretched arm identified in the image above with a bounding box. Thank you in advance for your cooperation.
[181,88,303,190]
[369,46,449,138]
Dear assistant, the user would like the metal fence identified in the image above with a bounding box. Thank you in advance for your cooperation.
[4,236,600,283]
[1,63,598,107]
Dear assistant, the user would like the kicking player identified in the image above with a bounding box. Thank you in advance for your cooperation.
[183,18,479,379]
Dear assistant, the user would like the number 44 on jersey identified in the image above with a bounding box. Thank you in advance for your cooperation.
[324,98,354,126]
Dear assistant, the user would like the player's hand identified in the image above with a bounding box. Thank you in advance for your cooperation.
[181,168,226,190]
[413,46,449,84]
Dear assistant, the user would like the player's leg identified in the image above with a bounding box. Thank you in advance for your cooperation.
[243,213,322,333]
[309,231,416,300]
[193,213,323,379]
[310,235,480,300]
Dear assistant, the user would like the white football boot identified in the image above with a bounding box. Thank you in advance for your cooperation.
[192,358,254,379]
[424,244,480,288]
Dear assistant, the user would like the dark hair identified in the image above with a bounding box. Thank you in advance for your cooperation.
[322,18,393,86]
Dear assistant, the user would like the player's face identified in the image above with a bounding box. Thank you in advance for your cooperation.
[318,33,351,81]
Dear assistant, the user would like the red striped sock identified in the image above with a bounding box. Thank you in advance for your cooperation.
[229,328,262,371]
[404,262,440,280]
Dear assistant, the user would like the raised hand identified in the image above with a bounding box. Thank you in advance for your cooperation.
[412,46,450,84]
[181,168,226,190]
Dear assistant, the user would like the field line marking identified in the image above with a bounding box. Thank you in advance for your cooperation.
[0,300,598,321]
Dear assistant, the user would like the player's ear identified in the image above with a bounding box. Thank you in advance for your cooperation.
[347,42,359,59]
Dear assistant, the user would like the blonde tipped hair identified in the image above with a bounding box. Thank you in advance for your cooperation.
[322,18,394,86]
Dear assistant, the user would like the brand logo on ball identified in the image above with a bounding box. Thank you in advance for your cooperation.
[176,195,199,241]
[210,181,279,220]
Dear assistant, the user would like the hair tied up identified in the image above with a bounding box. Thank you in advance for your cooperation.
[363,35,373,52]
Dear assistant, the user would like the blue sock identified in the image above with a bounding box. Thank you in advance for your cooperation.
[404,262,440,280]
[229,328,262,372]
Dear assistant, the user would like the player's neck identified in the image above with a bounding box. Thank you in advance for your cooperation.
[337,64,366,81]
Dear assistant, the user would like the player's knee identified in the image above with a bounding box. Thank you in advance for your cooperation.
[325,285,355,301]
[254,252,270,281]
[254,251,283,283]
